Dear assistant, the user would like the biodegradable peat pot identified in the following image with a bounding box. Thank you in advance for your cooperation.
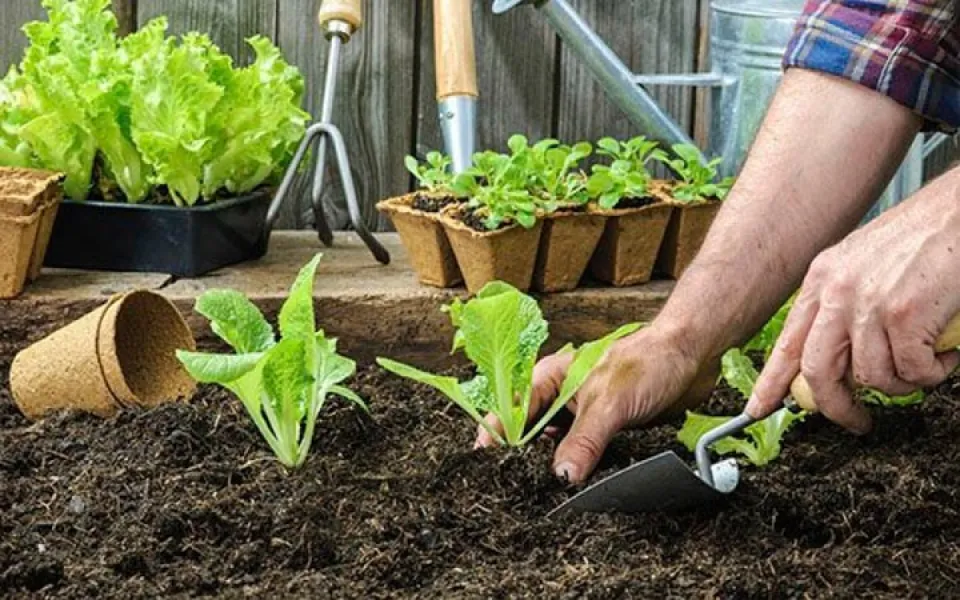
[588,200,674,287]
[656,200,721,279]
[0,210,42,299]
[532,211,607,293]
[9,290,197,421]
[44,187,272,277]
[0,167,64,289]
[377,193,462,287]
[441,215,544,294]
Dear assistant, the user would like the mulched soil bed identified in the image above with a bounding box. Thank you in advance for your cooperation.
[3,354,960,598]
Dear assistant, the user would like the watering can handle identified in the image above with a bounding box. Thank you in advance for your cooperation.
[434,0,479,100]
[789,312,960,412]
[318,0,363,32]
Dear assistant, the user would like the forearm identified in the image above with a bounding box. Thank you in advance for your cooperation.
[657,68,922,363]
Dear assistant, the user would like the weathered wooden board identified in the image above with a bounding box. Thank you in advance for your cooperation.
[277,0,418,232]
[415,2,558,157]
[137,0,278,65]
[0,1,47,72]
[5,232,675,370]
[555,0,699,147]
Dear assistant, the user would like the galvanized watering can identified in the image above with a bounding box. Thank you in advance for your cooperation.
[491,0,950,218]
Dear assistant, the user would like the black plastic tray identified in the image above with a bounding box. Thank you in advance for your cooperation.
[44,188,272,277]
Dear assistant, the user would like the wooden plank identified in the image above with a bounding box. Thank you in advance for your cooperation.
[137,0,278,66]
[7,232,675,370]
[555,1,699,148]
[277,0,418,232]
[113,0,138,37]
[0,1,46,73]
[415,2,558,157]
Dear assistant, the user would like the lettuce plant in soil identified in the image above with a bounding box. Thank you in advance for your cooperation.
[177,254,366,468]
[679,295,927,467]
[378,281,640,446]
[0,0,308,206]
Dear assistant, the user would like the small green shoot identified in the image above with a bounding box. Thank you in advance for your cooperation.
[176,254,365,469]
[405,151,456,195]
[596,136,666,171]
[586,159,651,210]
[662,143,735,203]
[377,281,640,446]
[453,140,539,230]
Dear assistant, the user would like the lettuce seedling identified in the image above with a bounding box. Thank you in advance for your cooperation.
[586,159,651,210]
[661,143,736,203]
[453,144,539,230]
[677,348,805,466]
[506,135,593,209]
[377,282,640,446]
[859,388,925,407]
[405,151,455,195]
[596,136,666,172]
[176,254,365,468]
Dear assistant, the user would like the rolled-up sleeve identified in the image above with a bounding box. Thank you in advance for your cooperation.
[783,0,960,132]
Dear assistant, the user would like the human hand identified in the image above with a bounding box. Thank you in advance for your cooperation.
[474,326,718,484]
[747,174,960,432]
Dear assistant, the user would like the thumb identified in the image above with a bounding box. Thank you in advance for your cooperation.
[552,397,624,484]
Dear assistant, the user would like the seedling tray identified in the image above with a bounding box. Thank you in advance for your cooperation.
[44,188,272,277]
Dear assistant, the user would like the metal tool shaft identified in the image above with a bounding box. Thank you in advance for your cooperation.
[695,412,755,488]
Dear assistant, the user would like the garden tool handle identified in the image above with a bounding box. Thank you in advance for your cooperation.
[434,0,479,100]
[789,312,960,412]
[318,0,363,32]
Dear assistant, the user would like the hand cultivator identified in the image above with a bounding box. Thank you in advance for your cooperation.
[266,0,390,265]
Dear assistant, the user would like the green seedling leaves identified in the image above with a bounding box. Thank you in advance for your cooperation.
[176,253,364,468]
[378,282,641,447]
[664,143,736,204]
[405,151,455,195]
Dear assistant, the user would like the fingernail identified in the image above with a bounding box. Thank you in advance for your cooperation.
[554,461,579,482]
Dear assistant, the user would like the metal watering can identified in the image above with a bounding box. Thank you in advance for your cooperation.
[490,0,949,218]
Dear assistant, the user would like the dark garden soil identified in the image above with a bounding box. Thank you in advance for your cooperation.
[3,353,960,599]
[612,196,656,210]
[411,194,460,214]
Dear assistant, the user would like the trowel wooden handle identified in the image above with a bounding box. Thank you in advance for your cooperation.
[434,0,478,99]
[318,0,363,31]
[790,312,960,412]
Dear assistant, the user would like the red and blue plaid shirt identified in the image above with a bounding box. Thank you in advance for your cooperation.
[784,0,960,132]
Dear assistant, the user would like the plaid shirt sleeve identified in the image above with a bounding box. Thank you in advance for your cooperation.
[783,0,960,132]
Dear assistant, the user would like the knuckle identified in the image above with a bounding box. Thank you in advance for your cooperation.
[886,298,917,324]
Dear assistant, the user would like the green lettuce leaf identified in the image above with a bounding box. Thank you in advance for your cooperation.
[678,408,805,467]
[194,289,275,353]
[278,253,322,341]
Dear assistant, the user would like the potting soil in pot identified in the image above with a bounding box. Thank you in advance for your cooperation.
[2,350,960,597]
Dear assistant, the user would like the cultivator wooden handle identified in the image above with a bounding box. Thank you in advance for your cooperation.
[790,312,960,412]
[434,0,479,100]
[318,0,363,31]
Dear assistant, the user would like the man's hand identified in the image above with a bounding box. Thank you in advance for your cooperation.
[748,171,960,431]
[475,326,718,483]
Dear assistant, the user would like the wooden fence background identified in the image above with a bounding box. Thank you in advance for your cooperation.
[1,0,957,231]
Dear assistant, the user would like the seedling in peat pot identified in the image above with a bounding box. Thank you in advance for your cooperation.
[405,151,456,195]
[596,136,667,172]
[377,281,640,446]
[586,159,653,210]
[662,143,736,203]
[453,146,539,230]
[176,254,366,468]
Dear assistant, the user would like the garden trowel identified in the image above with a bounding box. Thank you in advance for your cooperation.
[551,311,960,516]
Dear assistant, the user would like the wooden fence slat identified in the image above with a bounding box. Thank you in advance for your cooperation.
[415,2,558,158]
[555,0,699,148]
[277,0,418,232]
[0,1,47,73]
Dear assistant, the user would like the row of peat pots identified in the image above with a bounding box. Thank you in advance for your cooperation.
[379,186,719,294]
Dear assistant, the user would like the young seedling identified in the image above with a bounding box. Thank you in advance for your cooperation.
[661,143,736,203]
[453,142,539,230]
[176,254,365,468]
[586,159,652,210]
[505,135,593,210]
[405,151,456,195]
[596,136,666,172]
[377,281,640,446]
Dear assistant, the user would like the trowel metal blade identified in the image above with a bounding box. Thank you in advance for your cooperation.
[548,451,739,516]
[492,0,527,15]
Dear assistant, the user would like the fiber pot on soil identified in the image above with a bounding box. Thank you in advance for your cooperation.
[589,197,674,287]
[532,211,607,293]
[0,167,63,298]
[377,193,462,288]
[9,290,196,420]
[656,199,721,279]
[441,209,544,294]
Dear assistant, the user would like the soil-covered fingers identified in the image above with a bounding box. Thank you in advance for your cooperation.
[552,381,627,484]
[473,351,573,449]
[801,308,871,435]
